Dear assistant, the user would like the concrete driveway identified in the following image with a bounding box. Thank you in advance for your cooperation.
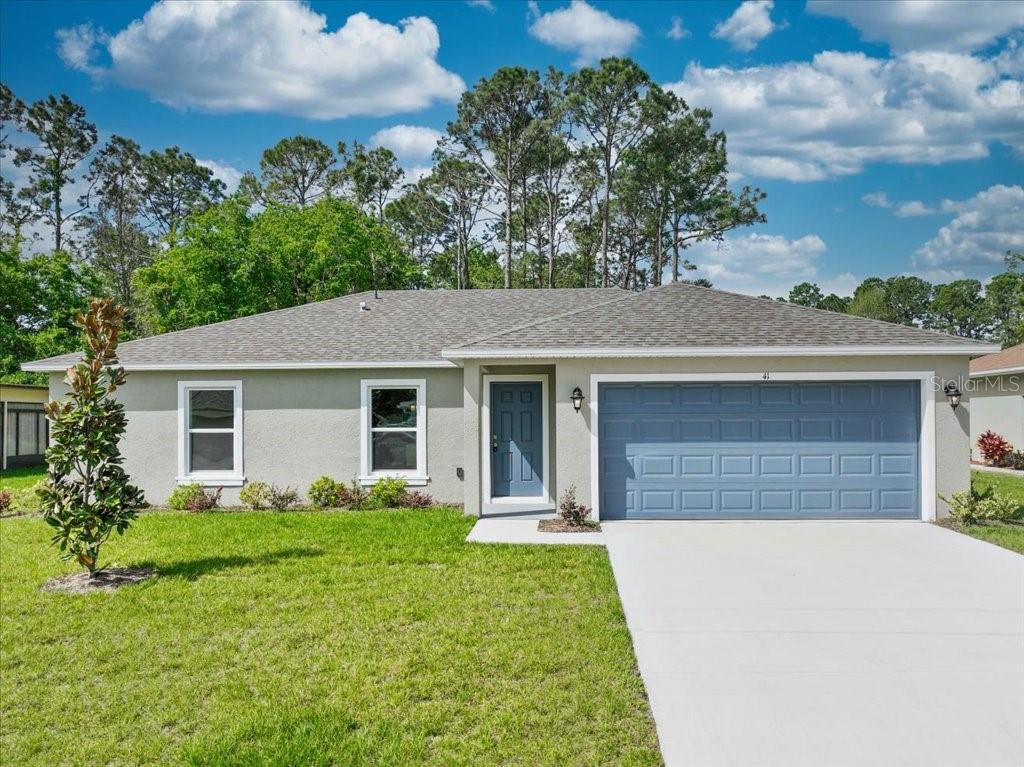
[603,521,1024,767]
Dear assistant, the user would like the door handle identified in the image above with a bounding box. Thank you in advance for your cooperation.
[491,435,498,452]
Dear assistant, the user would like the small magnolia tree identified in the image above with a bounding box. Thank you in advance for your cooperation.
[39,299,144,574]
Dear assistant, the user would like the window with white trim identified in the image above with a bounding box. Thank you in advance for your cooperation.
[360,379,427,484]
[177,381,243,484]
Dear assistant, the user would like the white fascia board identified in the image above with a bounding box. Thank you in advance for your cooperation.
[21,359,459,372]
[969,365,1024,378]
[441,344,1000,360]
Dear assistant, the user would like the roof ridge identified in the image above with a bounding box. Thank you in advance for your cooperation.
[444,287,635,350]
[663,280,982,346]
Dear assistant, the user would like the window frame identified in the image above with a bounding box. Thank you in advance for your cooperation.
[177,380,244,486]
[359,378,428,486]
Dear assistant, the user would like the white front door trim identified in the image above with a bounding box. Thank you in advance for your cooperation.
[588,371,937,522]
[482,373,551,505]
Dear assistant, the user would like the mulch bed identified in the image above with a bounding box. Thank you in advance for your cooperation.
[537,520,602,533]
[42,567,156,594]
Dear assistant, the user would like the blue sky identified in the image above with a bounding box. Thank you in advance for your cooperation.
[1,0,1022,297]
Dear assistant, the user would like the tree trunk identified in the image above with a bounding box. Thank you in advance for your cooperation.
[671,216,681,283]
[600,149,611,288]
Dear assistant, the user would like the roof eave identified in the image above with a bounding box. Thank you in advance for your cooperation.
[969,365,1024,378]
[441,343,1000,360]
[21,359,460,373]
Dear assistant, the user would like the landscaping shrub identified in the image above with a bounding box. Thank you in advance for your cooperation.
[268,485,300,511]
[977,430,1013,465]
[558,485,592,527]
[168,483,205,511]
[1005,450,1024,471]
[941,488,1020,524]
[307,476,342,508]
[369,477,407,508]
[337,479,370,510]
[185,486,222,512]
[0,489,11,515]
[401,490,433,508]
[239,481,272,510]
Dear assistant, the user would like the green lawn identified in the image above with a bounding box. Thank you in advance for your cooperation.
[0,465,46,517]
[0,509,660,767]
[965,469,1024,554]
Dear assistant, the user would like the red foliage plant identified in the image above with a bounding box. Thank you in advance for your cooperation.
[977,430,1013,465]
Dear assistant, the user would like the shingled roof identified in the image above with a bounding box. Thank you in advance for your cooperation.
[22,289,623,371]
[23,284,994,372]
[969,343,1024,376]
[442,283,995,357]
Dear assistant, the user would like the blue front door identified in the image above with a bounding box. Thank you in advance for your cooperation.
[491,382,544,498]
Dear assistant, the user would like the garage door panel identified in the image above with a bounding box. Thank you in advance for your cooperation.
[598,381,920,520]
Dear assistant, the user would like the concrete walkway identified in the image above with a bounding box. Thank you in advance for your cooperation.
[466,517,605,546]
[603,521,1024,767]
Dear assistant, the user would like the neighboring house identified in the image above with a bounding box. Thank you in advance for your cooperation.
[968,343,1024,461]
[23,284,997,520]
[1,383,50,470]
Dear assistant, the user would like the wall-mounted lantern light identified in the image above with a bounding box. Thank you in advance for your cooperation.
[943,381,962,410]
[570,386,585,413]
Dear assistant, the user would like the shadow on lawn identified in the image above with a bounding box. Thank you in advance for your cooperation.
[143,547,324,581]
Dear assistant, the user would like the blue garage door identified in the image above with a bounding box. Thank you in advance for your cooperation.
[598,381,920,520]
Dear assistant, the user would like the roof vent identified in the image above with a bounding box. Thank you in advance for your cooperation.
[359,301,369,311]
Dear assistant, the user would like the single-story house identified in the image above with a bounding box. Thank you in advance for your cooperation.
[23,284,997,520]
[1,383,50,471]
[968,343,1023,461]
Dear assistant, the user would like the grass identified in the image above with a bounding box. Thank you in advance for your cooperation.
[0,509,660,766]
[961,469,1024,554]
[0,465,46,517]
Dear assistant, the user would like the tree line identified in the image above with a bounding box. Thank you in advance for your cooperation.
[781,255,1023,349]
[2,57,1020,383]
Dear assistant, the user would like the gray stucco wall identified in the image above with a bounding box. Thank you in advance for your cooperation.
[48,353,973,518]
[51,367,466,506]
[462,355,972,520]
[969,373,1024,460]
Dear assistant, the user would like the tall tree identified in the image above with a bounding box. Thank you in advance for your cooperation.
[240,135,337,207]
[528,69,590,287]
[419,156,491,290]
[340,142,404,222]
[788,282,824,307]
[80,136,152,316]
[566,58,657,287]
[141,147,225,244]
[883,275,932,326]
[446,67,545,288]
[13,93,97,253]
[985,267,1024,347]
[928,279,991,338]
[0,83,34,244]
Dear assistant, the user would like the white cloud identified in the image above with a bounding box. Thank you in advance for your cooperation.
[712,1,778,53]
[688,233,828,295]
[197,159,243,193]
[467,0,495,11]
[57,1,464,120]
[665,47,1024,181]
[370,125,443,161]
[894,200,936,217]
[528,0,641,66]
[913,184,1024,270]
[808,0,1024,53]
[55,23,104,75]
[862,191,893,208]
[667,16,689,41]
